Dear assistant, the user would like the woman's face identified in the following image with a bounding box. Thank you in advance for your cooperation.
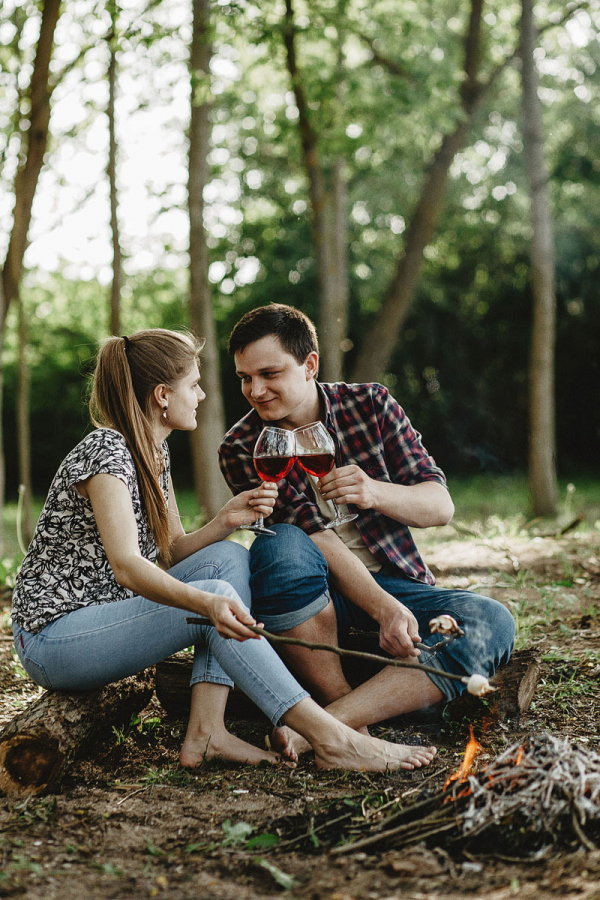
[164,360,205,431]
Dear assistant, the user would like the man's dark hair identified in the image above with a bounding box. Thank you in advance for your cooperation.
[228,304,319,364]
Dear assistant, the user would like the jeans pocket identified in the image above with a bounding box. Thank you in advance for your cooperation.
[13,628,52,690]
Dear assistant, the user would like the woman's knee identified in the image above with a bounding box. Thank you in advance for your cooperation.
[189,577,246,606]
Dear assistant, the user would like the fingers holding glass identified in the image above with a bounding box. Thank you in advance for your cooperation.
[293,422,358,528]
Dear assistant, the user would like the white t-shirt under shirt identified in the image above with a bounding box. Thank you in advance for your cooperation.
[306,472,382,573]
[12,428,169,634]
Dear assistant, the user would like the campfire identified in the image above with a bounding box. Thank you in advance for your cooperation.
[268,732,600,858]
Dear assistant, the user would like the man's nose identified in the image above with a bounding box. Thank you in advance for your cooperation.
[250,379,267,398]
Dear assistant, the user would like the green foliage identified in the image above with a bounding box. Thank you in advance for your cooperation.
[2,0,600,497]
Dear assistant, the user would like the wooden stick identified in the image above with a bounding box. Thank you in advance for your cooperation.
[184,617,467,686]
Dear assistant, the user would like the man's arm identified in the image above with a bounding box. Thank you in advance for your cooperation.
[321,383,454,528]
[319,469,454,527]
[310,529,422,659]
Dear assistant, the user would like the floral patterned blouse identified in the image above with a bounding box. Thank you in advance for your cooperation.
[11,428,169,634]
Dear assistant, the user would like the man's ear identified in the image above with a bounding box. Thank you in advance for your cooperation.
[305,351,319,380]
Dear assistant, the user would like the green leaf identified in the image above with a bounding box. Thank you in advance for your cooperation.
[254,857,296,890]
[246,832,279,850]
[221,819,255,846]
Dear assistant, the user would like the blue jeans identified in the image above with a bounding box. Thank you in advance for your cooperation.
[13,540,308,726]
[249,525,516,701]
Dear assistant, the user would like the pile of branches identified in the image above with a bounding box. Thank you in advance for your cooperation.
[327,732,600,857]
[268,733,600,858]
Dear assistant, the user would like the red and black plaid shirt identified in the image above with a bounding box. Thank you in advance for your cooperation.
[218,382,447,584]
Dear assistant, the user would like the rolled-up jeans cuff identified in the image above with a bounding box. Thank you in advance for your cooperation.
[418,649,460,701]
[255,590,331,632]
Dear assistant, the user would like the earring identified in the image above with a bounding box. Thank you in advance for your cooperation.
[161,406,170,424]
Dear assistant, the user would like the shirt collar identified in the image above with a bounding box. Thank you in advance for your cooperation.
[316,381,335,428]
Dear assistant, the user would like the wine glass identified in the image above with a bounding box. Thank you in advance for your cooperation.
[294,421,358,529]
[242,426,296,536]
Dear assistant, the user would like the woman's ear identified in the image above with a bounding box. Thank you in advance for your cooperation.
[151,383,168,411]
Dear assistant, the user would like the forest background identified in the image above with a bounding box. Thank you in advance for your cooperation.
[1,0,599,551]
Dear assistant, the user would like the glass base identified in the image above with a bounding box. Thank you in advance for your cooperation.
[323,512,358,529]
[238,523,276,536]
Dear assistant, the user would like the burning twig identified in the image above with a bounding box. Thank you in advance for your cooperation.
[326,732,600,856]
[184,617,493,694]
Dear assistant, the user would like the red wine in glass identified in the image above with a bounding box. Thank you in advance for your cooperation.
[239,427,296,536]
[254,456,295,482]
[293,422,358,528]
[295,453,334,479]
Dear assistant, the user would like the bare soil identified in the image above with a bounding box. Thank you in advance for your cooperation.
[1,529,600,900]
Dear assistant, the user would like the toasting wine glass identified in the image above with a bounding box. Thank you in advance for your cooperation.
[243,426,296,536]
[294,421,358,529]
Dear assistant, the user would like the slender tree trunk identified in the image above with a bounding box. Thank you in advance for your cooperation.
[17,295,33,547]
[352,0,486,383]
[0,0,61,553]
[1,0,60,328]
[520,0,557,517]
[283,0,349,381]
[188,0,229,519]
[321,157,350,381]
[107,15,122,336]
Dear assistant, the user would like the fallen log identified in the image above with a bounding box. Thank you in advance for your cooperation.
[155,645,540,725]
[0,668,155,798]
[155,653,264,721]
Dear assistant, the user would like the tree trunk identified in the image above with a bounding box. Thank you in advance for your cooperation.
[352,0,486,383]
[17,295,33,547]
[283,0,349,382]
[0,670,154,797]
[319,159,350,381]
[0,0,61,553]
[107,19,122,336]
[520,0,558,517]
[0,0,61,329]
[188,0,230,520]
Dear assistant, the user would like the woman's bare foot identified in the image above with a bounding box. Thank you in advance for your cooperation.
[313,726,437,772]
[180,727,295,768]
[271,722,372,761]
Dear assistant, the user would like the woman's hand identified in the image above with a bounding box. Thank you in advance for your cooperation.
[218,483,278,533]
[203,592,263,641]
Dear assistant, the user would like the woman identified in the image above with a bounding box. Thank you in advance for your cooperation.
[12,329,435,772]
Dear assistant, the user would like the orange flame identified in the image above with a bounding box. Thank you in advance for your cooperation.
[444,725,483,790]
[515,745,524,766]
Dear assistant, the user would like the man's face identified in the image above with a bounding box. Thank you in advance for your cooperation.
[234,335,319,428]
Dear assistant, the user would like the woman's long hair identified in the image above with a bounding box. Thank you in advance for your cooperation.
[89,329,203,565]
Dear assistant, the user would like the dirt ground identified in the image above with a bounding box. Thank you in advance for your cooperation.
[1,528,599,900]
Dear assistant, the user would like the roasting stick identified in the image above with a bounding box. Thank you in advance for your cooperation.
[183,615,495,696]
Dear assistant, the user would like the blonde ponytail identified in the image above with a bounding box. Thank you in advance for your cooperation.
[89,329,203,566]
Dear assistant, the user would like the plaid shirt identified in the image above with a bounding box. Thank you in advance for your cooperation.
[218,382,447,584]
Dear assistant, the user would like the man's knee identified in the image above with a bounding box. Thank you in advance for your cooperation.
[249,524,330,631]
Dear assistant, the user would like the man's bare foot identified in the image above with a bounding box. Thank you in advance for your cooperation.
[313,727,437,772]
[180,727,295,768]
[271,725,310,761]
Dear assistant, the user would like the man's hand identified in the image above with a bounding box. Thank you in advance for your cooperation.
[319,464,378,510]
[377,600,422,658]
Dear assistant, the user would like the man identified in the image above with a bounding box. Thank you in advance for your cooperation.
[218,304,515,735]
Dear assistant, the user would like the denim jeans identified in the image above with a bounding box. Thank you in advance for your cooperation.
[249,524,516,701]
[13,540,308,726]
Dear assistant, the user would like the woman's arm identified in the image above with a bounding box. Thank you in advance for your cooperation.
[166,476,278,566]
[84,474,259,641]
